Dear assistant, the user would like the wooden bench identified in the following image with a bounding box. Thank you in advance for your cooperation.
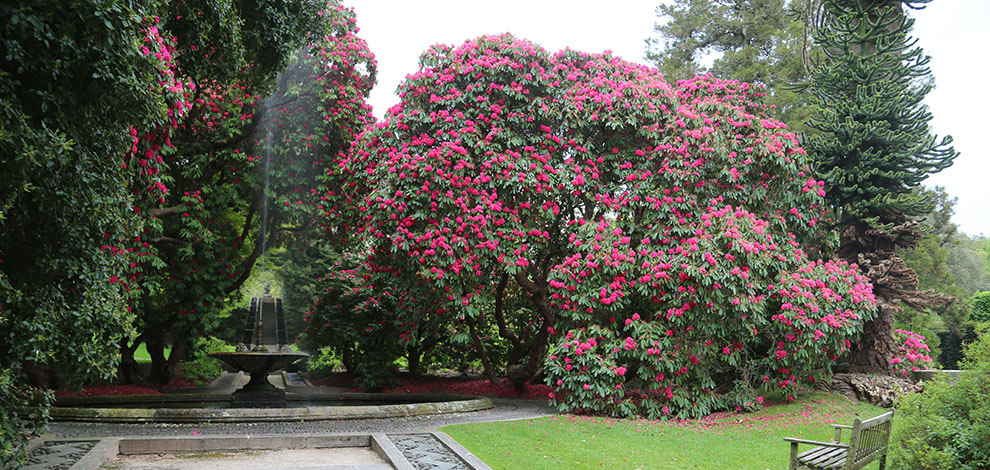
[783,411,894,470]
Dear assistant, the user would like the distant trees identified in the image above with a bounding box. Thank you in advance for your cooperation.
[647,0,817,132]
[651,1,966,376]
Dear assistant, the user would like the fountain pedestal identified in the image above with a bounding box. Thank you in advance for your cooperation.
[210,351,309,407]
[210,293,308,407]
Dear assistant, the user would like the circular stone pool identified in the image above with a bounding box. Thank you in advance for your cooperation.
[52,392,494,423]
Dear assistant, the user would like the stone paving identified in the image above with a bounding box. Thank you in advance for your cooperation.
[389,434,471,470]
[23,440,99,470]
[108,447,391,470]
[30,398,555,469]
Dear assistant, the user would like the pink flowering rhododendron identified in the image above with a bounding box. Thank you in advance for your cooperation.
[335,34,876,419]
[891,329,934,376]
[96,2,380,384]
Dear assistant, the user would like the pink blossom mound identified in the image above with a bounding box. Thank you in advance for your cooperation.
[335,34,877,420]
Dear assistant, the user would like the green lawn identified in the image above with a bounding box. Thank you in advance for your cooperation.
[132,342,171,364]
[442,392,886,470]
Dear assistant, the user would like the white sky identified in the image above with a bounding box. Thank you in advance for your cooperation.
[351,0,990,237]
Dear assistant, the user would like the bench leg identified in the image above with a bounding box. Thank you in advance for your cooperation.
[789,442,799,470]
[878,454,887,470]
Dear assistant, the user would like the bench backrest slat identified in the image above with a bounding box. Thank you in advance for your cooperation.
[845,411,894,470]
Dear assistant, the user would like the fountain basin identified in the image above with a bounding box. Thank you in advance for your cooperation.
[209,351,309,407]
[51,392,494,423]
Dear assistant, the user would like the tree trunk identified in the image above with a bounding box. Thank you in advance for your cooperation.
[839,217,948,375]
[146,331,171,384]
[466,315,499,384]
[118,335,144,384]
[407,348,421,376]
[341,345,356,372]
[165,338,188,381]
[847,303,897,373]
[510,271,556,390]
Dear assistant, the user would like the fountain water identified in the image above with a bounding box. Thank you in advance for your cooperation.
[210,286,308,407]
[204,94,309,407]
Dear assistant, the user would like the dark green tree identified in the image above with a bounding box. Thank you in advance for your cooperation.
[0,0,176,464]
[804,0,957,372]
[647,0,817,132]
[973,292,990,323]
[1,2,374,460]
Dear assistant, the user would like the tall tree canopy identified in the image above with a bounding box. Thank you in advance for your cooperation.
[1,0,182,463]
[647,0,816,132]
[114,1,375,384]
[804,0,957,372]
[335,34,876,418]
[0,0,374,461]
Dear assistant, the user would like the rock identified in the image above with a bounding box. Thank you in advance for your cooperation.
[818,372,921,407]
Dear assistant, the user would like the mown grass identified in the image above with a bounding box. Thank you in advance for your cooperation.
[132,342,170,364]
[442,392,886,470]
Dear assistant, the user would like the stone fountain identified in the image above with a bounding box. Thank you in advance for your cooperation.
[210,286,307,407]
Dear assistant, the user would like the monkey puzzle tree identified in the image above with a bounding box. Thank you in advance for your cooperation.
[337,34,877,415]
[804,0,957,373]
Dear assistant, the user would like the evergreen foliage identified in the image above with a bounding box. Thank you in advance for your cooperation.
[647,0,816,132]
[805,0,956,228]
[804,0,957,372]
[0,0,374,461]
[973,292,990,323]
[890,326,990,469]
[1,1,172,463]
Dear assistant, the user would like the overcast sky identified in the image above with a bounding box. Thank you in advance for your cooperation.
[351,0,989,237]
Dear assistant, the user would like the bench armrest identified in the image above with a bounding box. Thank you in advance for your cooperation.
[830,423,852,442]
[783,437,849,448]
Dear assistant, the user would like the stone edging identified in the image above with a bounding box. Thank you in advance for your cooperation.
[50,395,494,423]
[30,433,492,470]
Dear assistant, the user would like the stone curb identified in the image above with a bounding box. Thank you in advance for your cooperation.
[370,434,414,470]
[115,434,371,454]
[51,395,494,423]
[53,432,490,470]
[433,432,493,470]
[68,438,118,470]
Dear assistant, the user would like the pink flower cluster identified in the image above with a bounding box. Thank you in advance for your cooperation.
[891,329,934,376]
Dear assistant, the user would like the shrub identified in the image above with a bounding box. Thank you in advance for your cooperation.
[340,34,876,418]
[971,291,990,323]
[353,357,401,392]
[891,329,935,377]
[890,326,990,469]
[305,347,338,379]
[182,336,235,382]
[302,253,450,376]
[0,370,52,467]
